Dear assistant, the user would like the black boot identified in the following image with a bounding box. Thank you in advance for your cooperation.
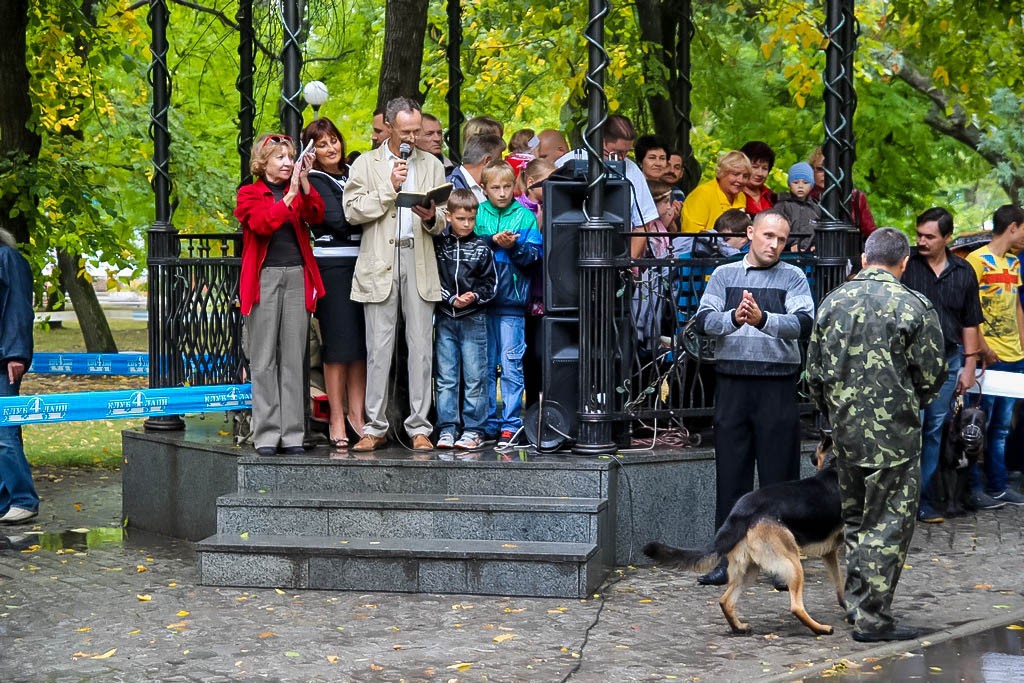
[697,560,728,586]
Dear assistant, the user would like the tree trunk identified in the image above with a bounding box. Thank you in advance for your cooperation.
[635,0,701,193]
[57,249,118,352]
[636,0,675,144]
[377,0,430,107]
[0,0,40,245]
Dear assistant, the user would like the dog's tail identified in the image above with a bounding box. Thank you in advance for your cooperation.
[642,542,720,572]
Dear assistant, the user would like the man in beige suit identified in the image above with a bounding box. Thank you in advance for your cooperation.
[345,97,446,451]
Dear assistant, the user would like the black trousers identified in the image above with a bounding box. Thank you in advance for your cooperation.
[712,373,802,528]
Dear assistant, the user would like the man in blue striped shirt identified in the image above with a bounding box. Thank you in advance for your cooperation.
[692,209,815,585]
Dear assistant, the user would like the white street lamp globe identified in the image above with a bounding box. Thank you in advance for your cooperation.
[303,80,329,107]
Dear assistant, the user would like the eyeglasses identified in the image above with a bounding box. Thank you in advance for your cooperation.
[260,134,293,149]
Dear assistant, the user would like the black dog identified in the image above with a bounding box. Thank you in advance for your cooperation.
[933,399,986,517]
[644,435,844,635]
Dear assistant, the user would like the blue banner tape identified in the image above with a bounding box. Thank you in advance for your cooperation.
[0,384,251,425]
[30,353,149,376]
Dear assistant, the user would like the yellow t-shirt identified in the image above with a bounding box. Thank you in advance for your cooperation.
[680,179,747,234]
[967,245,1024,362]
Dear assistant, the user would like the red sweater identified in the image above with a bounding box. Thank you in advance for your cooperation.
[234,179,326,315]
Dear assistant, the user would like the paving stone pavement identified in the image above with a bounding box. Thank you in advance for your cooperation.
[1,466,1022,682]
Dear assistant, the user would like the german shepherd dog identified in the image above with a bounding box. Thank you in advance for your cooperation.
[643,435,843,635]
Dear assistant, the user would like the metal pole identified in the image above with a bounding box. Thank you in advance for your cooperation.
[237,0,255,185]
[146,0,184,430]
[280,0,303,140]
[445,0,464,164]
[816,0,859,303]
[574,0,616,455]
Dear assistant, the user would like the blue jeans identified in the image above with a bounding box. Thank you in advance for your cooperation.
[434,312,490,436]
[920,352,962,507]
[0,374,39,514]
[971,358,1024,494]
[485,313,527,435]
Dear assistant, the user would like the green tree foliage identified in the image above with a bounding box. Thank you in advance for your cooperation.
[6,0,1022,305]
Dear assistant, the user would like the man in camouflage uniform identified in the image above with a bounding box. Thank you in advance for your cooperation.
[805,228,945,643]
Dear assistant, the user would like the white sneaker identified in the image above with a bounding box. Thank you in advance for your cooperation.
[436,432,456,449]
[454,432,484,450]
[0,507,38,524]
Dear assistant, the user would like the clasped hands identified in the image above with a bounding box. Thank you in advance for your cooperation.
[733,289,763,328]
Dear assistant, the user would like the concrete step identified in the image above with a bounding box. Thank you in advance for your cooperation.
[216,491,606,543]
[236,455,612,499]
[197,534,603,598]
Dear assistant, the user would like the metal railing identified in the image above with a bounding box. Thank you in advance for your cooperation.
[149,233,244,391]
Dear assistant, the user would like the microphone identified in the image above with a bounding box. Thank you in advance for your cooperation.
[399,143,412,160]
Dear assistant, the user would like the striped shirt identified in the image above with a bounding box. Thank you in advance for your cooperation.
[694,257,815,376]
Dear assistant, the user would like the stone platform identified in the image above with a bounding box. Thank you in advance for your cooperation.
[122,420,817,598]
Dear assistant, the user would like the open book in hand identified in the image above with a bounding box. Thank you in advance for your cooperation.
[395,182,453,209]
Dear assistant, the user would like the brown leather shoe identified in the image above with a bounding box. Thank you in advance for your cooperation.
[411,434,433,451]
[351,434,388,452]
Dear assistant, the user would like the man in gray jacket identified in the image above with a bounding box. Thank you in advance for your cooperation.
[691,209,815,585]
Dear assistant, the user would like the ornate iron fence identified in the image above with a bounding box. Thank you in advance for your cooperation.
[150,233,244,390]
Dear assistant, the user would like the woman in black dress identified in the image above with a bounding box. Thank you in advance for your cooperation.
[301,118,366,448]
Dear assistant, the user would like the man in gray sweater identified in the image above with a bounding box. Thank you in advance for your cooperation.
[691,209,815,585]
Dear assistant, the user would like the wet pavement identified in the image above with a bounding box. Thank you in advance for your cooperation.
[1,465,1023,682]
[799,620,1024,681]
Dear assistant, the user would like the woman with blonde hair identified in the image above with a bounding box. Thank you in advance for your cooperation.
[234,133,324,456]
[680,151,752,234]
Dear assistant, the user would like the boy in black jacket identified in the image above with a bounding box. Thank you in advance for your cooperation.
[434,190,498,450]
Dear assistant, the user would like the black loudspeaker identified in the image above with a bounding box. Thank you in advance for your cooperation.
[543,178,632,313]
[531,316,579,448]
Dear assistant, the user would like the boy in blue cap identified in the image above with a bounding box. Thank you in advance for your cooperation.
[775,161,820,252]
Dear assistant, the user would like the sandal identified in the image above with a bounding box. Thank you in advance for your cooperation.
[329,430,349,450]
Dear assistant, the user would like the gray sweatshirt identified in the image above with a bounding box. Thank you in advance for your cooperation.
[693,257,815,376]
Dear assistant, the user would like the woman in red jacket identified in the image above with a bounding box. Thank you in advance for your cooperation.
[234,133,325,456]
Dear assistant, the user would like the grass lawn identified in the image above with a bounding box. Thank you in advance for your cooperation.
[23,320,149,468]
[34,319,149,353]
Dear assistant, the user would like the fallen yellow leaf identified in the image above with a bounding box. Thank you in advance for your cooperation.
[259,631,277,638]
[176,610,189,617]
[975,584,993,589]
[76,627,92,633]
[166,621,189,631]
[136,595,151,602]
[370,662,383,671]
[639,599,652,603]
[1007,625,1024,631]
[447,662,473,671]
[135,565,148,573]
[127,629,140,635]
[501,543,519,548]
[492,633,517,643]
[274,588,285,595]
[93,648,117,659]
[326,655,339,664]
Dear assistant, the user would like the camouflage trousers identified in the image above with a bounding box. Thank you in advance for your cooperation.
[837,459,920,633]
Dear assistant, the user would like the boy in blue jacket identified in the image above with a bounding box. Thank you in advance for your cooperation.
[475,161,543,447]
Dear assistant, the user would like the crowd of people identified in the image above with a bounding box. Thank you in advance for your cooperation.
[233,96,1023,639]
